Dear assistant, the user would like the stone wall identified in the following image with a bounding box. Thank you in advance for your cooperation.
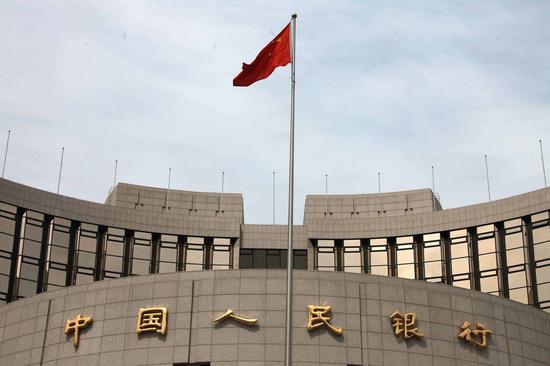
[0,270,548,366]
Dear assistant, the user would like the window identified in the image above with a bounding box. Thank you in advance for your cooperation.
[239,249,307,269]
[132,232,151,275]
[75,223,98,285]
[423,233,443,283]
[185,237,204,271]
[450,229,470,289]
[343,240,362,273]
[477,224,499,295]
[211,238,231,270]
[17,211,44,298]
[504,219,528,304]
[46,217,71,290]
[0,203,17,302]
[158,234,178,273]
[396,236,415,279]
[532,211,550,311]
[369,238,388,276]
[104,228,125,278]
[315,240,336,271]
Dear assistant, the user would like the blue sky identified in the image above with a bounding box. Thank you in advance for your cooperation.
[1,1,549,224]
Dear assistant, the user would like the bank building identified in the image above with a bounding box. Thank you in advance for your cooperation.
[0,177,549,366]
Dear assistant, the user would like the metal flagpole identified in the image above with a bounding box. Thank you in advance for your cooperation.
[57,147,64,194]
[484,155,491,201]
[1,130,10,178]
[378,172,381,193]
[273,171,276,225]
[285,13,297,366]
[540,139,547,188]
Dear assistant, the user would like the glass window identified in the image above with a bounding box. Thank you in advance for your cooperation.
[423,233,443,283]
[0,203,17,302]
[17,211,44,298]
[316,240,336,271]
[212,238,231,270]
[132,232,151,275]
[158,234,178,273]
[396,236,415,279]
[293,250,308,269]
[239,249,307,269]
[239,249,253,269]
[75,223,98,285]
[369,238,388,276]
[104,228,124,278]
[266,249,281,268]
[504,219,528,304]
[532,212,550,310]
[185,237,204,271]
[46,218,71,290]
[450,229,470,289]
[477,225,498,295]
[343,240,362,273]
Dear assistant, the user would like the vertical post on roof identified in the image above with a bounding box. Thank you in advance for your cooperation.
[57,147,64,194]
[540,139,547,188]
[484,155,491,201]
[1,130,10,178]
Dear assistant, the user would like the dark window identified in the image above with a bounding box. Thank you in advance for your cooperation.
[532,211,550,311]
[239,249,307,269]
[104,227,124,278]
[132,231,151,275]
[158,234,178,273]
[0,202,17,302]
[17,211,45,298]
[75,223,98,285]
[46,217,71,290]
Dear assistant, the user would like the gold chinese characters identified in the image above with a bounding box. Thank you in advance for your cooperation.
[64,314,93,348]
[61,302,494,353]
[306,305,343,335]
[213,309,258,326]
[136,306,167,335]
[390,311,424,339]
[458,321,492,348]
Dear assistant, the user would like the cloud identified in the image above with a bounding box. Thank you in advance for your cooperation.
[1,1,549,224]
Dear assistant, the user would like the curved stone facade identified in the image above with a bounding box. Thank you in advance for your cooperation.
[0,270,549,366]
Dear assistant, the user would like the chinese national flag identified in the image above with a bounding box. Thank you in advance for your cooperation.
[233,23,291,87]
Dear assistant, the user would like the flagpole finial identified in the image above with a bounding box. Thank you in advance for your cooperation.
[292,13,297,19]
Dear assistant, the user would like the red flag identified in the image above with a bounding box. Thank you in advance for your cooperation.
[233,23,291,87]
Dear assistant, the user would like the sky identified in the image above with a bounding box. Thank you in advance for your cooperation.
[1,1,549,224]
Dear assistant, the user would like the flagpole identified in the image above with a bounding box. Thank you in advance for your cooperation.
[285,13,297,366]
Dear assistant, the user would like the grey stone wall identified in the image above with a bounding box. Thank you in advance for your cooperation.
[0,270,548,366]
[2,178,550,243]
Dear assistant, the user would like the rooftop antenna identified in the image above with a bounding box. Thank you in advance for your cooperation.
[378,172,381,193]
[325,174,328,216]
[1,130,10,178]
[57,147,64,194]
[219,171,225,213]
[165,168,171,209]
[113,159,118,188]
[484,155,491,201]
[431,165,435,210]
[540,139,547,188]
